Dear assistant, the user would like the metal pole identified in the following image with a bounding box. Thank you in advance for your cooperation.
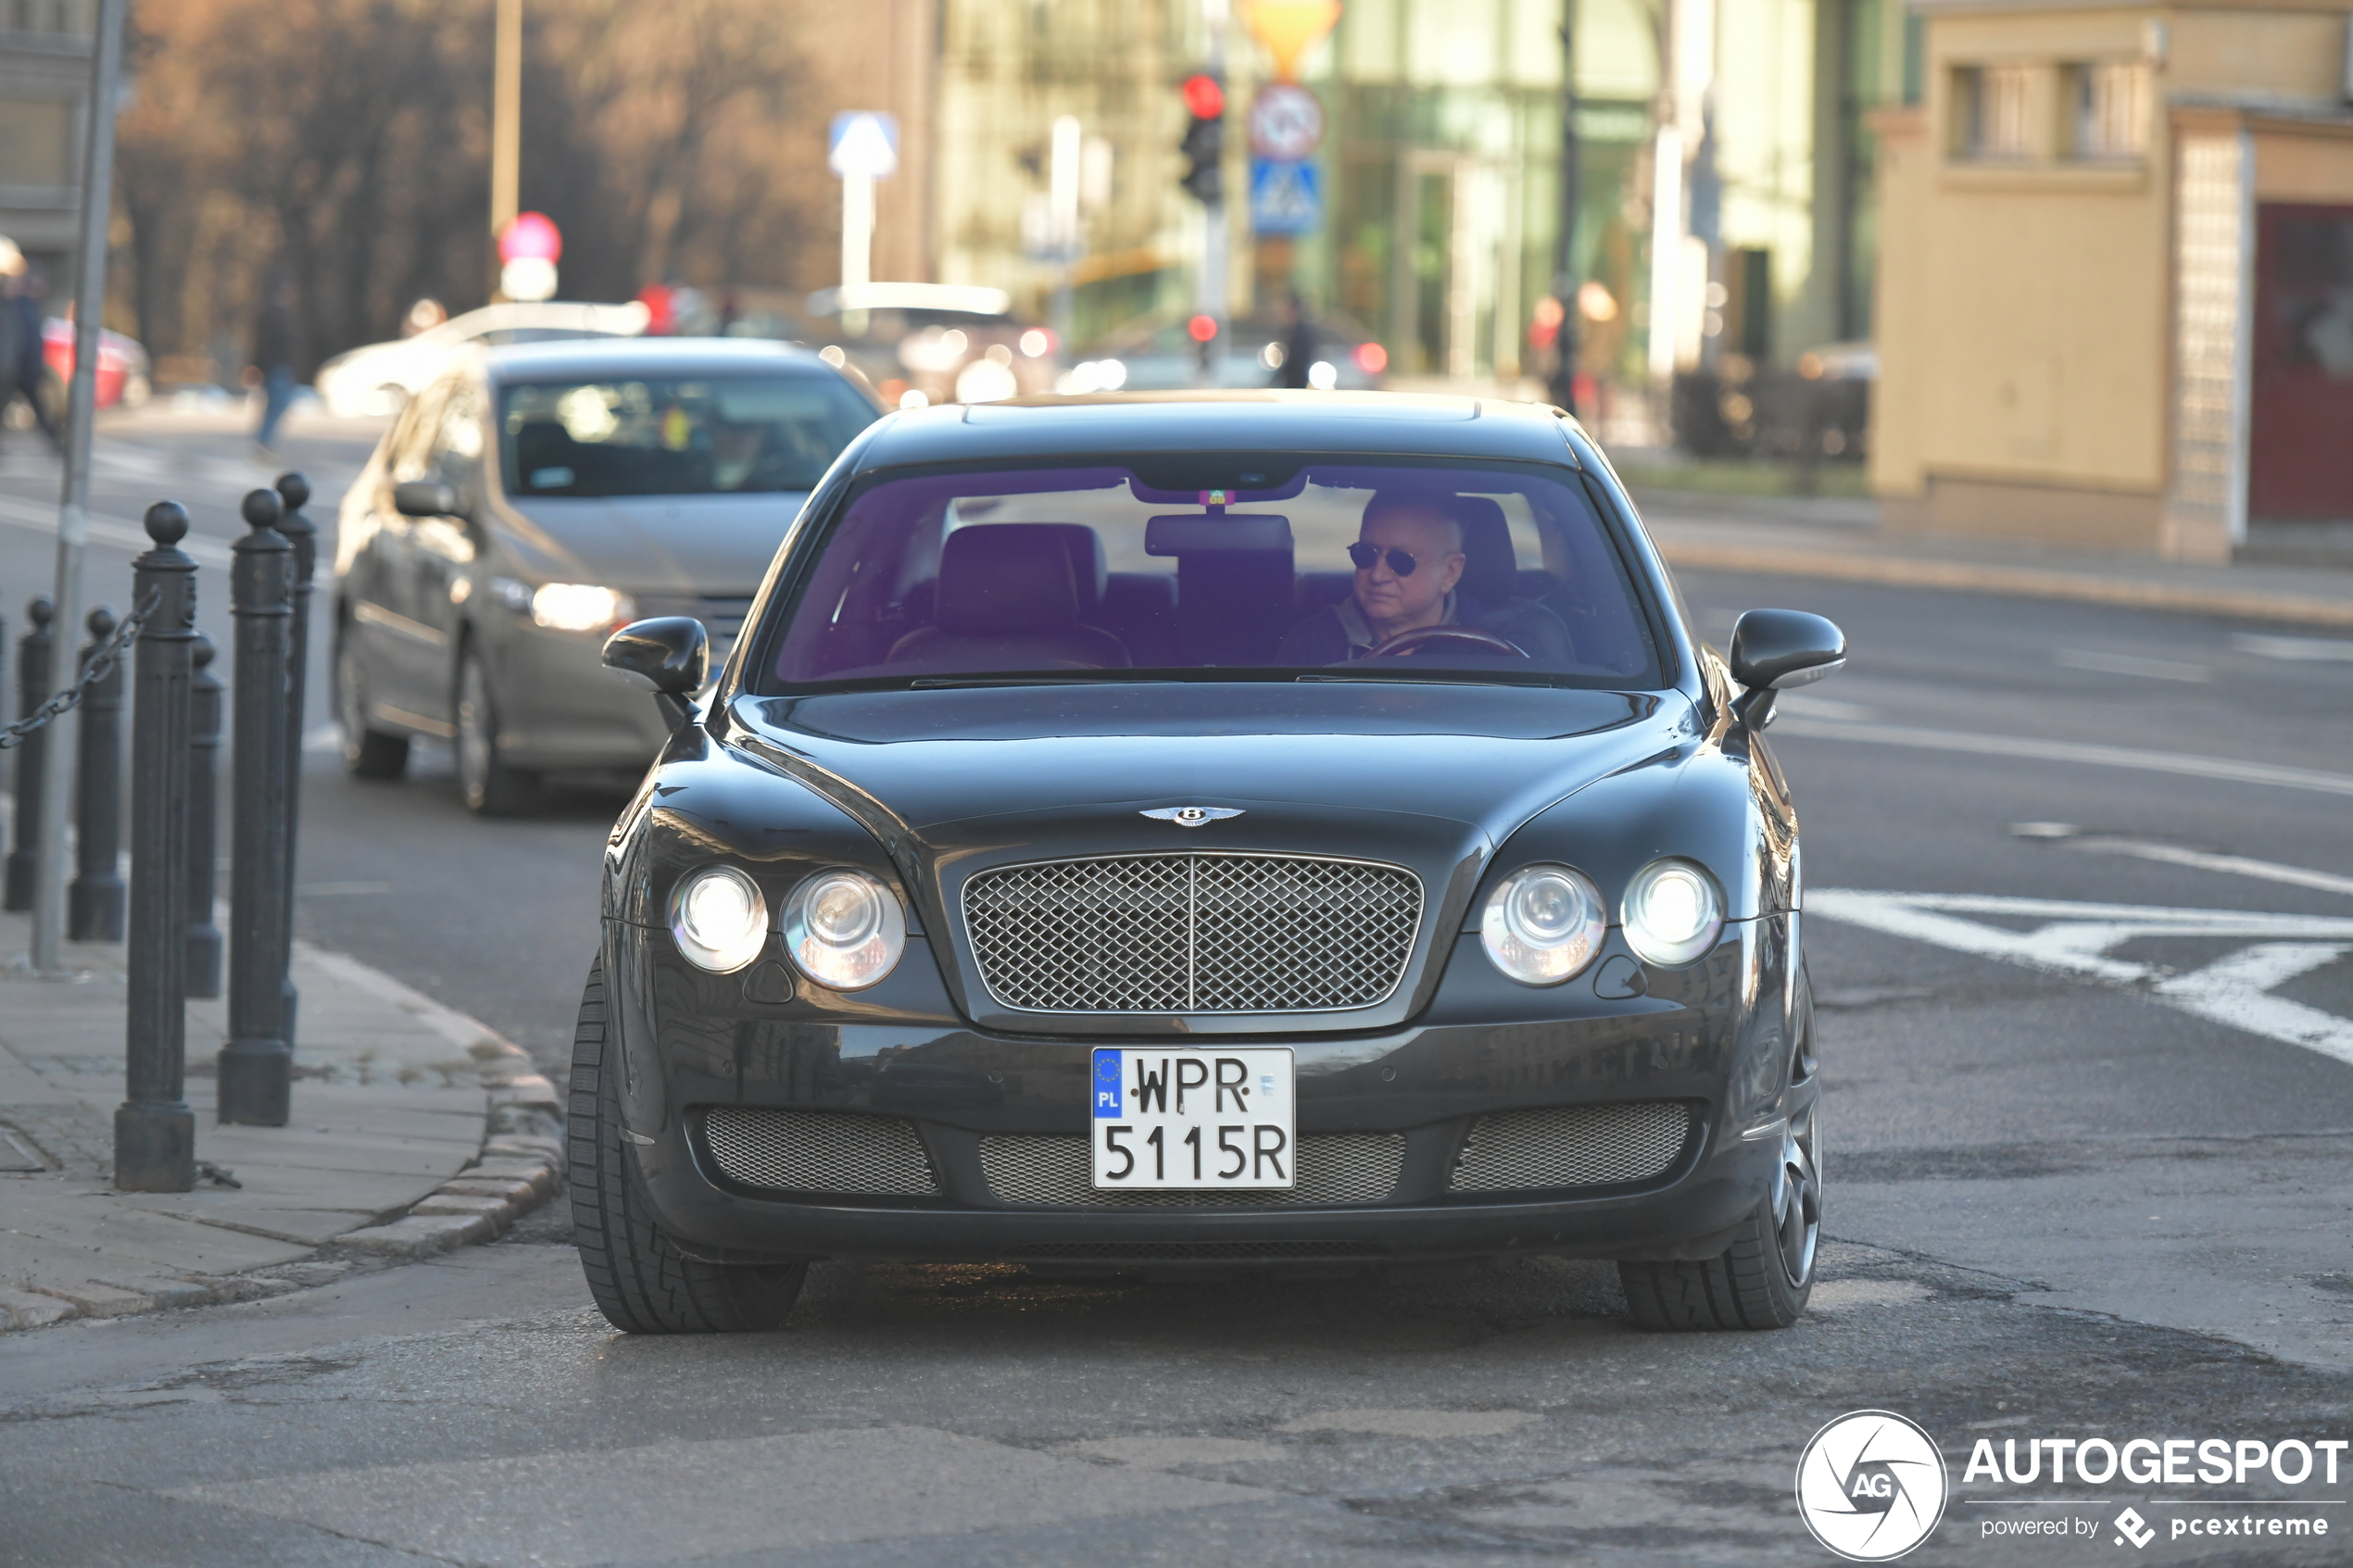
[219,489,291,1126]
[1551,0,1584,415]
[4,595,50,910]
[273,471,312,1048]
[31,0,129,974]
[117,502,195,1192]
[184,632,222,997]
[491,0,522,242]
[66,605,123,941]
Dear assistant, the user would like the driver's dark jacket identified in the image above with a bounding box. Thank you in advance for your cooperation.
[1274,590,1573,663]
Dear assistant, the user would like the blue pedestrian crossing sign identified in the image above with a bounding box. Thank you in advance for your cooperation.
[1251,157,1322,235]
[829,112,900,180]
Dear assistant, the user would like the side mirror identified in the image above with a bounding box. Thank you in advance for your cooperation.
[602,616,710,732]
[1727,608,1845,729]
[392,478,461,518]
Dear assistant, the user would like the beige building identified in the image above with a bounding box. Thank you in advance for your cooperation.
[1871,1,2353,562]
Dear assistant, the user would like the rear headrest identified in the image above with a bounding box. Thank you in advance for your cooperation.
[936,525,1080,635]
[1450,496,1518,608]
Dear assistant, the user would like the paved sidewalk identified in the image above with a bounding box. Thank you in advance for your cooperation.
[0,909,564,1331]
[1632,490,2353,629]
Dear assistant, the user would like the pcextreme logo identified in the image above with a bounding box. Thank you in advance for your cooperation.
[1796,1410,1951,1562]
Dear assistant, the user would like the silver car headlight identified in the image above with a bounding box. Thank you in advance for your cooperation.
[1621,859,1725,967]
[531,583,635,632]
[781,870,906,990]
[671,865,768,973]
[1480,864,1607,985]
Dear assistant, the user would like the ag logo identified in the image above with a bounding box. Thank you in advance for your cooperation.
[1795,1410,1948,1561]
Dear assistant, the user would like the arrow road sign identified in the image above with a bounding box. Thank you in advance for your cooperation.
[829,112,899,181]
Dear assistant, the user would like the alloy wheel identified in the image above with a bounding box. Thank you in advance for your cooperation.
[1773,1106,1821,1288]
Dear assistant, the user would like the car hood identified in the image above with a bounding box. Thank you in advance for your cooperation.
[494,493,808,596]
[732,679,1682,873]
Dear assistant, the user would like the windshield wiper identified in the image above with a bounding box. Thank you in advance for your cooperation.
[1294,670,1559,687]
[905,673,1178,690]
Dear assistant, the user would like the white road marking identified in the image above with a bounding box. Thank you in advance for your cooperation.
[1810,890,2353,1067]
[0,492,234,566]
[2067,836,2353,898]
[1776,691,1874,722]
[2057,647,2209,683]
[1777,719,2353,797]
[2232,632,2353,662]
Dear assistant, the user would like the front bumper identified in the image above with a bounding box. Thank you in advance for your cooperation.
[603,915,1802,1267]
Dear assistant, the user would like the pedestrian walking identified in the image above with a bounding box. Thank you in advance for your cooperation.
[2,256,63,453]
[1272,290,1317,391]
[249,275,298,456]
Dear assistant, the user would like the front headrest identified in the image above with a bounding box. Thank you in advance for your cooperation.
[937,525,1080,635]
[1450,496,1518,608]
[1037,524,1109,616]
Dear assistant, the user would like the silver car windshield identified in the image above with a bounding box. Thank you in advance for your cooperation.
[758,459,1662,689]
[499,375,875,498]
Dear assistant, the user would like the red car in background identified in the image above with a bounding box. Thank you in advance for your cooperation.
[41,318,153,410]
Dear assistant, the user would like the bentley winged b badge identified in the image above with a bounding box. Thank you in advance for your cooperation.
[1140,806,1245,828]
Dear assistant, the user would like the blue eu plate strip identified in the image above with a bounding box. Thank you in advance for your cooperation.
[1091,1048,1123,1119]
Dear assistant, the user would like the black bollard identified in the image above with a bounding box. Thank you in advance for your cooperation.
[67,605,126,942]
[219,488,293,1126]
[117,502,197,1192]
[3,595,44,909]
[184,633,223,997]
[273,472,312,1050]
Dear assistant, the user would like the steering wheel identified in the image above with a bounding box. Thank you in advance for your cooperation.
[1365,626,1530,659]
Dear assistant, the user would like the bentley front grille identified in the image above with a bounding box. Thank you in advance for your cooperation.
[1448,1103,1693,1193]
[702,1107,939,1198]
[979,1132,1406,1208]
[962,853,1421,1013]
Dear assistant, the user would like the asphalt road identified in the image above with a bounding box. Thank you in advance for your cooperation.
[3,414,2350,1565]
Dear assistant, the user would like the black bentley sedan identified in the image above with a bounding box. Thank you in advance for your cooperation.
[573,392,1845,1336]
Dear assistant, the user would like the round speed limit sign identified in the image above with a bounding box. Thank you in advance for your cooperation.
[1248,83,1326,162]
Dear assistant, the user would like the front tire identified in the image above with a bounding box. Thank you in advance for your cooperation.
[568,957,809,1334]
[336,635,409,780]
[1618,1103,1819,1331]
[456,645,539,815]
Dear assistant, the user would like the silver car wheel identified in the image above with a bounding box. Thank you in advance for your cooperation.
[1773,1104,1821,1288]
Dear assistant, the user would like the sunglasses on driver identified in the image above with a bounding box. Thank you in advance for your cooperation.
[1346,542,1441,576]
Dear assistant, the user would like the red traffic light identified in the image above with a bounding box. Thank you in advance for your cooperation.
[1181,74,1225,120]
[498,211,561,265]
[1187,314,1219,344]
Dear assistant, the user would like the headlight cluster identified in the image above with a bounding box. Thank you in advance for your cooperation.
[1480,857,1725,985]
[529,583,635,633]
[669,866,905,989]
[1480,865,1607,985]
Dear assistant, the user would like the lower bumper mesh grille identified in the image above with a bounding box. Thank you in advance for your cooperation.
[980,1132,1405,1207]
[703,1107,939,1197]
[1449,1102,1692,1193]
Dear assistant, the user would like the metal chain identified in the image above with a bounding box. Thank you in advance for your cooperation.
[0,587,163,751]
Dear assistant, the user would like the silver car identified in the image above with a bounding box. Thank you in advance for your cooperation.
[332,337,881,812]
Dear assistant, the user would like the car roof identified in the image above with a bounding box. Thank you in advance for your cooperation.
[848,391,1582,470]
[477,336,837,380]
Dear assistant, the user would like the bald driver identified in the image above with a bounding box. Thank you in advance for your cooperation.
[1276,491,1474,662]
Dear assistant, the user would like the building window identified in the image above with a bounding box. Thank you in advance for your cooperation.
[2066,61,2148,160]
[1951,64,2033,160]
[0,99,73,186]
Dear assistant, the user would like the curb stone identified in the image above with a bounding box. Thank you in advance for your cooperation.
[0,1016,568,1332]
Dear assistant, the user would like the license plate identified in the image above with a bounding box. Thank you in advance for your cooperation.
[1090,1047,1295,1189]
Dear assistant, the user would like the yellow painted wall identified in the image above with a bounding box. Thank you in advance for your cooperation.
[1874,3,2353,521]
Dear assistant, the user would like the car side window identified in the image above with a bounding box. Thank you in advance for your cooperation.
[430,383,485,505]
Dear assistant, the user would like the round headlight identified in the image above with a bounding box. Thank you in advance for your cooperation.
[1622,859,1725,967]
[671,865,769,973]
[781,870,906,990]
[1480,864,1607,985]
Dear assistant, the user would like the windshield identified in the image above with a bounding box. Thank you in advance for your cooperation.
[754,459,1662,690]
[498,374,875,498]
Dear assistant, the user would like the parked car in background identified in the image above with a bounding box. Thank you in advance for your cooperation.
[38,318,150,411]
[800,282,1062,408]
[332,337,881,814]
[315,300,653,420]
[1069,310,1389,395]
